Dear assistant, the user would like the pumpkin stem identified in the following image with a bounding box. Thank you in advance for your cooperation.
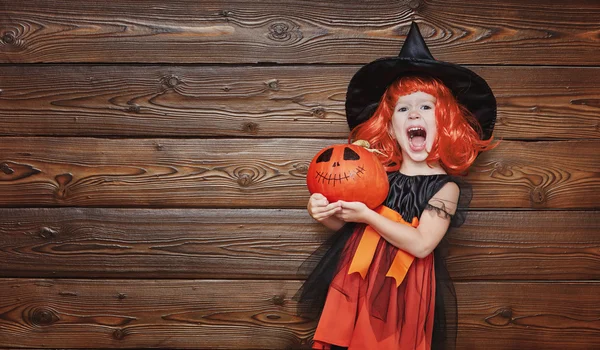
[352,140,386,156]
[352,139,371,148]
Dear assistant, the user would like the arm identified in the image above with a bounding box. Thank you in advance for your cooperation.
[307,193,346,231]
[336,182,460,258]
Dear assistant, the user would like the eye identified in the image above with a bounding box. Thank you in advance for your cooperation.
[316,148,333,163]
[343,147,360,161]
[421,104,433,110]
[398,106,408,112]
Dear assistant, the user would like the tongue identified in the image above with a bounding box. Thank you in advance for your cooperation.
[410,136,426,151]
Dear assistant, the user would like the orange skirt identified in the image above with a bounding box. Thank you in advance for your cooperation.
[312,228,436,350]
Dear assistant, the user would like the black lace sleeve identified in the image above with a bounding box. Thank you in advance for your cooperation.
[424,201,454,220]
[425,178,472,228]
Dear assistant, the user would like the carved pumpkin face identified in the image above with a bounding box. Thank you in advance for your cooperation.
[306,144,389,209]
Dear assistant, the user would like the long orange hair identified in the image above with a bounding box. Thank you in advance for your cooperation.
[350,76,495,175]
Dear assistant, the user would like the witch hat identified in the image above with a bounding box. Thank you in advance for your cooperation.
[345,22,496,140]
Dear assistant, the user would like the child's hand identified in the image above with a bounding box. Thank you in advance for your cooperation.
[307,193,342,222]
[335,201,372,224]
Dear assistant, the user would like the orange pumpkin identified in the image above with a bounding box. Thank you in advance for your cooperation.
[306,143,389,209]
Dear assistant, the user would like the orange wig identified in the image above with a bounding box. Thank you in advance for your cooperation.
[350,76,495,175]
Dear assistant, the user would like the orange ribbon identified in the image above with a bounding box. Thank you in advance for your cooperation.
[347,205,418,287]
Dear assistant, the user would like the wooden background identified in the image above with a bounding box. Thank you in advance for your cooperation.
[0,0,598,349]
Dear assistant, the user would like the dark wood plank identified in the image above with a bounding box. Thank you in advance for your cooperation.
[456,282,600,350]
[447,210,600,281]
[0,279,314,349]
[0,138,597,209]
[0,209,598,281]
[0,65,598,140]
[0,279,598,349]
[1,1,598,64]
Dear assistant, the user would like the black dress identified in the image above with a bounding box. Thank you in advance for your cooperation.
[297,172,470,349]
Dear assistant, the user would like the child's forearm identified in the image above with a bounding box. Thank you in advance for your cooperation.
[319,216,345,232]
[363,210,438,258]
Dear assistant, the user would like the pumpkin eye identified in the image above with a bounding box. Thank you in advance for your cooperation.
[343,147,360,161]
[316,148,334,163]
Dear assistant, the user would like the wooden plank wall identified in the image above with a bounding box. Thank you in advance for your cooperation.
[0,1,598,349]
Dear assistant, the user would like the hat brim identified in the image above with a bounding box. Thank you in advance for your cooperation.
[345,57,496,140]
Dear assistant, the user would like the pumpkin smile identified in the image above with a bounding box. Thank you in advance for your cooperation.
[306,143,389,209]
[314,165,366,185]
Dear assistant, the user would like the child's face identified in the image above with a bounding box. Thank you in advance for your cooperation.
[391,91,437,163]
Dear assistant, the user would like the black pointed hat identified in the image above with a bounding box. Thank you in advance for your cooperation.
[345,22,496,140]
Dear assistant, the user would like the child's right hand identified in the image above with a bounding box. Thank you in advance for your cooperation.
[307,193,342,222]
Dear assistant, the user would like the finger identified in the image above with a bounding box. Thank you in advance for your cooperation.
[310,194,329,206]
[311,193,326,200]
[315,206,342,220]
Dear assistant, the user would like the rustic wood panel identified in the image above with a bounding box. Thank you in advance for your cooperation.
[0,138,598,209]
[456,282,600,350]
[1,0,599,64]
[447,210,600,280]
[0,279,313,349]
[0,208,598,281]
[0,65,598,140]
[0,279,598,349]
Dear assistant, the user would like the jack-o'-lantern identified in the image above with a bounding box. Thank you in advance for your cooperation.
[306,141,389,209]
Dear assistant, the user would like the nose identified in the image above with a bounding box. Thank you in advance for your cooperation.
[408,111,421,119]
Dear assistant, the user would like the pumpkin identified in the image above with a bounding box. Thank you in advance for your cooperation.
[306,142,389,209]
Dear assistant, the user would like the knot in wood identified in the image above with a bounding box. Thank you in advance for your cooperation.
[484,307,513,326]
[408,0,422,9]
[500,308,513,318]
[267,20,302,43]
[2,32,15,44]
[237,173,253,187]
[269,22,290,40]
[30,307,59,326]
[113,328,126,340]
[118,293,127,300]
[265,79,279,90]
[39,227,58,239]
[126,104,141,113]
[266,314,281,320]
[55,173,73,187]
[241,122,259,134]
[530,186,547,205]
[219,10,232,17]
[272,295,285,306]
[167,76,180,88]
[161,75,180,89]
[294,163,309,175]
[0,162,14,175]
[311,107,326,119]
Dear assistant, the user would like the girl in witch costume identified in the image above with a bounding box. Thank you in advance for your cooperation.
[298,23,496,350]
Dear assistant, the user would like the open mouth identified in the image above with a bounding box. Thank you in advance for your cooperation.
[407,126,427,151]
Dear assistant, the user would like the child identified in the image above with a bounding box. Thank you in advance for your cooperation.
[299,23,496,350]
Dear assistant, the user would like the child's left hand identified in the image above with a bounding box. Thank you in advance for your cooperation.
[334,201,373,224]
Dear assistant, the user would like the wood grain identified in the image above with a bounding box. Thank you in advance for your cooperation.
[0,208,598,281]
[0,65,598,139]
[456,282,600,350]
[0,1,598,64]
[0,279,314,349]
[0,279,598,349]
[0,138,598,209]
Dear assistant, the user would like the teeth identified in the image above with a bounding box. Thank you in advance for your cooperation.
[407,127,426,139]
